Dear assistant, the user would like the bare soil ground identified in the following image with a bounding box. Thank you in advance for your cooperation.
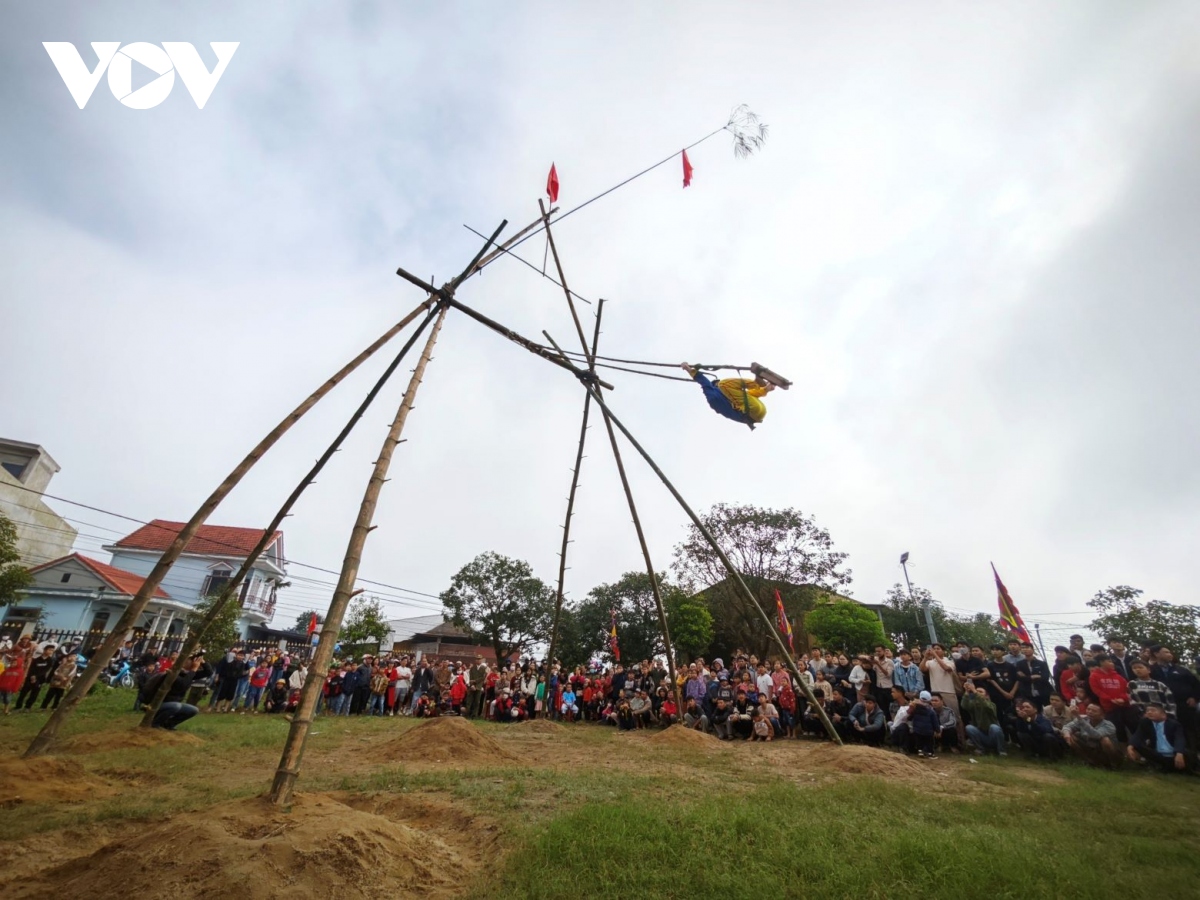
[0,714,1063,897]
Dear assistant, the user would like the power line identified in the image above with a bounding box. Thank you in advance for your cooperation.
[2,482,443,602]
[472,123,731,273]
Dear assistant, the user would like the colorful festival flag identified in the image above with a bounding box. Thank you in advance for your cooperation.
[306,612,318,636]
[992,563,1031,643]
[774,589,795,653]
[609,609,620,661]
[546,163,560,203]
[681,149,693,188]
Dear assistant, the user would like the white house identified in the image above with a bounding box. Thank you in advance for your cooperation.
[3,519,288,644]
[101,519,288,638]
[5,553,191,649]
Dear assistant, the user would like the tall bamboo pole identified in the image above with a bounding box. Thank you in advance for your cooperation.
[269,221,506,804]
[139,304,441,726]
[545,299,605,668]
[468,206,557,275]
[24,302,432,758]
[542,332,686,721]
[535,205,685,716]
[580,385,843,744]
[268,304,448,805]
[538,199,592,365]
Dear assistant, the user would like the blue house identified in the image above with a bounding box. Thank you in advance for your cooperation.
[4,519,288,645]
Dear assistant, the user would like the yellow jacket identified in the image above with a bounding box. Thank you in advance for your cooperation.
[716,379,768,423]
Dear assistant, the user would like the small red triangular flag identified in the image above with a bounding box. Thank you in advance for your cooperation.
[546,163,559,203]
[306,612,318,636]
[682,149,693,188]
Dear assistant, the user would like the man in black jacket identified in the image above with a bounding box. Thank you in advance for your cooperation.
[17,643,57,710]
[409,658,435,714]
[1106,638,1139,681]
[1151,646,1200,748]
[143,653,211,730]
[1014,643,1053,708]
[1127,703,1193,773]
[1012,699,1062,760]
[352,655,373,715]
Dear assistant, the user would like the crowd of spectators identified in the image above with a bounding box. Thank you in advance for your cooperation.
[3,629,1198,774]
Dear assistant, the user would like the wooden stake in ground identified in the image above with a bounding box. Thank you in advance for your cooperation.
[24,303,433,759]
[140,303,441,726]
[269,222,506,805]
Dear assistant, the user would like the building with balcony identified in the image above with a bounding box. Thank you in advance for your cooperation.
[101,519,287,637]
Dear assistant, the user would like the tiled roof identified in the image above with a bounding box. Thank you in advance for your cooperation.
[113,519,282,557]
[29,553,171,599]
[385,614,445,643]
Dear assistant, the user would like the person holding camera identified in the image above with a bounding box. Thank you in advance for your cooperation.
[142,652,211,730]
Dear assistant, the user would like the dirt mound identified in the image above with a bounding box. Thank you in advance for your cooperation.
[15,793,469,900]
[343,791,502,861]
[385,716,516,765]
[517,719,563,734]
[61,727,203,754]
[0,825,110,882]
[0,756,116,805]
[805,745,928,778]
[646,726,727,751]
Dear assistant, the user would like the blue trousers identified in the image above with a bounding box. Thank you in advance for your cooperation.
[967,723,1007,754]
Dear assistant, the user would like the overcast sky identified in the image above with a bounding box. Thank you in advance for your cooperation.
[4,2,1198,645]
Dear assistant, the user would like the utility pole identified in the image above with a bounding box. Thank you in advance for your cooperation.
[901,551,938,646]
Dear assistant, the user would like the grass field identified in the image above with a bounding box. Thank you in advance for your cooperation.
[1,689,1198,898]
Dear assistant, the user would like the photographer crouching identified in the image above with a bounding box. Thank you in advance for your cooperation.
[140,652,212,731]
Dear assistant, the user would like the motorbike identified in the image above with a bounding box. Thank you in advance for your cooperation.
[104,657,134,689]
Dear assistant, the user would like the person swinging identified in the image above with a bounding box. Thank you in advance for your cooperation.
[680,363,779,429]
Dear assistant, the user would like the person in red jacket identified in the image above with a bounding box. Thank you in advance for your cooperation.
[1089,654,1137,738]
[449,671,468,714]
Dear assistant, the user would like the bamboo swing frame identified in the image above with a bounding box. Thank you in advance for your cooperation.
[23,145,842,783]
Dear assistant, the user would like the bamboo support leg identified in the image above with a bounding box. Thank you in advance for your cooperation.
[583,386,843,745]
[24,301,432,758]
[140,305,441,726]
[269,306,448,804]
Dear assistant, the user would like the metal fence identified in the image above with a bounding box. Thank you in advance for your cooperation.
[23,627,313,662]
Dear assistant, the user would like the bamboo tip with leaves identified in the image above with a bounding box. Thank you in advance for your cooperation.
[726,104,768,158]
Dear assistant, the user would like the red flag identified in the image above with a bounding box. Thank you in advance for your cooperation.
[609,609,620,662]
[774,589,795,653]
[681,149,693,188]
[546,163,559,203]
[306,612,318,637]
[992,563,1031,643]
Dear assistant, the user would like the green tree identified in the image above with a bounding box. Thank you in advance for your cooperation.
[879,583,1006,651]
[665,593,714,662]
[1087,586,1200,657]
[804,601,887,654]
[0,512,32,613]
[340,596,390,649]
[560,571,713,668]
[292,610,324,634]
[186,589,242,654]
[672,504,852,659]
[441,552,555,663]
[946,613,1009,651]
